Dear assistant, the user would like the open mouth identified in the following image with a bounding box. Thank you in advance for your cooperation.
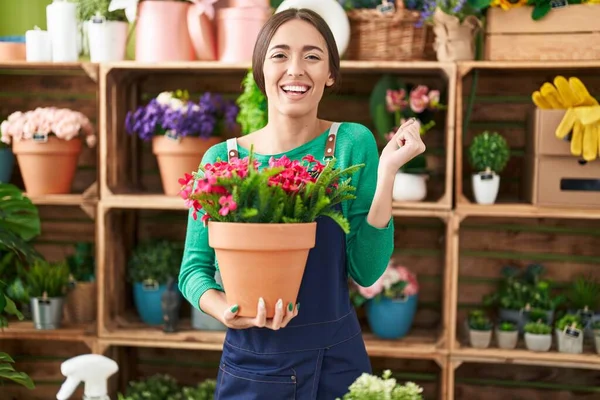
[281,84,311,96]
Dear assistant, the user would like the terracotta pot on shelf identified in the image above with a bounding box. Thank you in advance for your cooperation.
[12,136,82,196]
[208,221,317,318]
[152,135,221,196]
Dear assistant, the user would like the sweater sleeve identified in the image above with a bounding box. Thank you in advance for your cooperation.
[344,125,395,287]
[178,145,225,312]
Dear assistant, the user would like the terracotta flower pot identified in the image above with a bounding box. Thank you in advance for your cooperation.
[208,221,317,318]
[12,136,82,196]
[152,135,221,196]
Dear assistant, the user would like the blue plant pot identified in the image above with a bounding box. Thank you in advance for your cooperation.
[0,148,15,183]
[366,295,418,339]
[133,282,181,326]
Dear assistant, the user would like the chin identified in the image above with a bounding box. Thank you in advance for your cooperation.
[275,104,316,119]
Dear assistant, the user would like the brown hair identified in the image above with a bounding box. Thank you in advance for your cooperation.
[251,8,341,95]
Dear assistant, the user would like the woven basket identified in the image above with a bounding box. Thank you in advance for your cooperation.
[64,281,97,324]
[345,7,432,61]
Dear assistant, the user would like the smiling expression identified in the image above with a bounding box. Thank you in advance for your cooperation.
[262,19,335,118]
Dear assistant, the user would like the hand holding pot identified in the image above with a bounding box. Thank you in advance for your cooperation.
[223,297,299,330]
[378,118,426,177]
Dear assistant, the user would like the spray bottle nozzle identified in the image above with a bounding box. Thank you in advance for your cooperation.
[56,354,119,400]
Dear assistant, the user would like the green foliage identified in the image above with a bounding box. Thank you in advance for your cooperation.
[483,264,565,312]
[468,131,510,173]
[117,374,216,400]
[25,259,71,298]
[524,321,551,335]
[0,351,34,390]
[66,242,95,282]
[192,152,363,234]
[128,240,183,284]
[568,275,600,311]
[468,309,492,331]
[180,379,217,400]
[336,369,423,400]
[498,321,517,332]
[556,313,583,331]
[592,321,600,330]
[236,70,268,135]
[73,0,128,22]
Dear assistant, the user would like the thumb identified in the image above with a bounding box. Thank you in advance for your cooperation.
[223,304,239,322]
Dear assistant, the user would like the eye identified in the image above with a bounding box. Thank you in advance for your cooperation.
[271,52,286,59]
[306,54,320,60]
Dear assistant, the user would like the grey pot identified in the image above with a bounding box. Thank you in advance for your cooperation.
[495,329,518,349]
[469,329,492,348]
[30,297,64,330]
[555,328,584,354]
[499,308,554,333]
[524,333,552,352]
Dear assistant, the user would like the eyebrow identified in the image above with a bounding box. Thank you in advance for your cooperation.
[269,44,324,53]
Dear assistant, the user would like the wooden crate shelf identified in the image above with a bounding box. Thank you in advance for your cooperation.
[0,321,96,345]
[99,61,455,210]
[455,61,600,209]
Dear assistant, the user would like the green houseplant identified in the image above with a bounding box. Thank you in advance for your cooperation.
[555,314,584,354]
[524,320,552,352]
[236,69,268,135]
[118,374,182,400]
[467,309,493,348]
[25,259,71,330]
[495,321,518,349]
[65,242,97,323]
[128,240,183,325]
[468,131,510,204]
[567,275,600,338]
[336,369,423,400]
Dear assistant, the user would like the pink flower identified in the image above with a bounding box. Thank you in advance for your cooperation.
[218,195,237,216]
[386,89,408,112]
[428,90,440,108]
[409,85,429,113]
[358,279,384,299]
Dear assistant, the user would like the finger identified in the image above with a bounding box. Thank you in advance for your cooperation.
[280,301,299,328]
[223,304,239,323]
[268,299,285,330]
[254,297,267,328]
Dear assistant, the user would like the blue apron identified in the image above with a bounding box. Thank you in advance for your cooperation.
[215,122,371,399]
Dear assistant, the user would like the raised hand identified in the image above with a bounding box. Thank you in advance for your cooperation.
[379,118,426,176]
[222,297,299,330]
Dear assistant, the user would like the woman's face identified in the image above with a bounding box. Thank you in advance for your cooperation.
[262,19,335,118]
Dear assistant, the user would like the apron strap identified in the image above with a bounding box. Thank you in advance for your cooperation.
[324,122,341,160]
[226,137,239,160]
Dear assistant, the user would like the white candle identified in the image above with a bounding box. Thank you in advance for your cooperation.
[46,0,79,62]
[25,26,52,62]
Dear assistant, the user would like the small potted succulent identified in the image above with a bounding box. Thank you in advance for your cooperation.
[351,260,419,339]
[125,90,239,195]
[467,309,493,348]
[524,320,552,352]
[336,369,423,400]
[468,131,510,204]
[25,259,71,330]
[555,314,584,354]
[495,320,518,350]
[128,240,183,326]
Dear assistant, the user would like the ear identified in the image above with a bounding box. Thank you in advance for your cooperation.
[326,75,335,87]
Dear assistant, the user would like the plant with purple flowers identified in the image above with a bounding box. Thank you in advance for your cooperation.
[417,0,481,25]
[125,90,239,142]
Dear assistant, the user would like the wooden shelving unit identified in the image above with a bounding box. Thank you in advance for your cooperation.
[2,60,600,400]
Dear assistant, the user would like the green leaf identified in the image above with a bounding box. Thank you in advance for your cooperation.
[468,0,492,9]
[532,3,551,20]
[0,183,41,241]
[3,295,23,320]
[0,291,5,313]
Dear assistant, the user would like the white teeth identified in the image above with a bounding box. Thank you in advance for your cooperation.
[282,85,309,93]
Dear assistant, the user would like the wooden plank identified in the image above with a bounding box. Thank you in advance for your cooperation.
[486,5,600,34]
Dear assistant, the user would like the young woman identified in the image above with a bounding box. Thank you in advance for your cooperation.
[179,8,425,399]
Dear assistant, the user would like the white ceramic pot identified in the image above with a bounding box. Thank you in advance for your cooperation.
[524,333,551,352]
[594,330,600,354]
[472,171,500,204]
[392,172,427,202]
[469,329,492,348]
[87,19,128,62]
[496,329,518,349]
[555,328,583,354]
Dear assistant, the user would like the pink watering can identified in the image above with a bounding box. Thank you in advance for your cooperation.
[135,0,217,62]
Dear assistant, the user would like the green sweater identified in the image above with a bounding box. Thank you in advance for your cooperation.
[178,122,395,312]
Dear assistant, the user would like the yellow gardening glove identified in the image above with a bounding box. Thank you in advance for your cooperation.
[569,77,598,106]
[556,105,600,160]
[532,76,598,109]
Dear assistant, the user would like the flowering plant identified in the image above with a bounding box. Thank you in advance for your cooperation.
[0,107,96,147]
[351,260,419,307]
[466,0,595,20]
[415,0,482,25]
[125,90,238,141]
[336,369,423,400]
[179,149,363,233]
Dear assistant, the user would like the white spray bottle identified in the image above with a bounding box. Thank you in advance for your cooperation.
[56,354,119,400]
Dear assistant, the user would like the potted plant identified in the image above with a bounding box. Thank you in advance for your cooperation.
[351,260,419,339]
[495,320,518,349]
[555,314,584,354]
[0,107,96,196]
[593,321,600,354]
[567,275,600,339]
[236,69,268,135]
[126,90,238,196]
[64,242,97,324]
[25,259,71,330]
[336,369,423,400]
[524,320,552,352]
[128,240,183,325]
[180,149,363,317]
[74,0,129,62]
[0,140,14,183]
[369,75,445,202]
[467,309,493,348]
[468,131,510,204]
[180,379,216,399]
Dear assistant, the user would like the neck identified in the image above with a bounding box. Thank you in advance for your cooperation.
[262,107,323,154]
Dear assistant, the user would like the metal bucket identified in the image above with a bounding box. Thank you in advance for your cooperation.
[30,297,64,330]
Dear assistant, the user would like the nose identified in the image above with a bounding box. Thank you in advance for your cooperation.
[286,56,304,77]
